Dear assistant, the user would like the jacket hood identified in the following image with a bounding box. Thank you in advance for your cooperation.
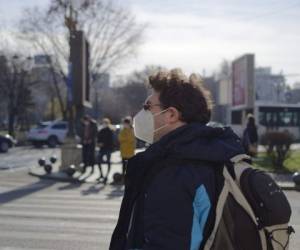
[146,123,245,164]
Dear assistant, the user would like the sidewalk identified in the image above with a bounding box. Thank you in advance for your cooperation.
[258,143,300,153]
[29,163,122,184]
[30,168,299,190]
[29,151,123,184]
[29,166,299,192]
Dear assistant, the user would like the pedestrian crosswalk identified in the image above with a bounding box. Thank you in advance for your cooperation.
[0,171,123,250]
[1,164,300,249]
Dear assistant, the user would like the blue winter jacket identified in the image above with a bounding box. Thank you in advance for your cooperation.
[110,123,244,250]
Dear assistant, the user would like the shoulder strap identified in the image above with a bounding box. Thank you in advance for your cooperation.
[230,154,251,163]
[229,154,252,183]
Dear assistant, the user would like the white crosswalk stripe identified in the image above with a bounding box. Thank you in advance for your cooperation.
[0,172,123,250]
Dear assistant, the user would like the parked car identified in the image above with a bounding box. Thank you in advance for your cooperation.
[27,121,68,148]
[0,134,16,153]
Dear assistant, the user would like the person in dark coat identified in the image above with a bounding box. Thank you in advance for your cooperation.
[97,118,115,184]
[79,115,98,174]
[109,69,245,250]
[242,114,258,157]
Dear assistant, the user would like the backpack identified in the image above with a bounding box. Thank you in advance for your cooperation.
[204,154,294,250]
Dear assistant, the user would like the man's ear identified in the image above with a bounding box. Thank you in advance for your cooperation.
[167,107,181,124]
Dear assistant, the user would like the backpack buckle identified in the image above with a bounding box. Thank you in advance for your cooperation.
[287,226,295,235]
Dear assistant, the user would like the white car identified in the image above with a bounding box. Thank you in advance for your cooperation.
[27,121,68,148]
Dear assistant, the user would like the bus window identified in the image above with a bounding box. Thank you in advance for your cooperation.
[259,111,265,125]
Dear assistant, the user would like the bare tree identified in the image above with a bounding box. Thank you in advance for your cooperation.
[19,0,145,116]
[30,65,67,120]
[97,65,162,122]
[0,54,36,136]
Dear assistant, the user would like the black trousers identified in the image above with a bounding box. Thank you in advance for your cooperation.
[82,143,95,171]
[122,158,129,175]
[98,150,112,178]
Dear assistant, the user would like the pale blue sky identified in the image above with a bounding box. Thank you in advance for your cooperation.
[1,0,300,84]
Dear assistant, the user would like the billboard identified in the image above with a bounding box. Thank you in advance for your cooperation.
[232,54,255,107]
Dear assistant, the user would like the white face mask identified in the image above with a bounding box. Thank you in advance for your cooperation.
[133,108,168,144]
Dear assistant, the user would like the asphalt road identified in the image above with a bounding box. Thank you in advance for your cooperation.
[0,169,122,250]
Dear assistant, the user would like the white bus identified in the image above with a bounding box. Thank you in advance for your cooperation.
[230,102,300,141]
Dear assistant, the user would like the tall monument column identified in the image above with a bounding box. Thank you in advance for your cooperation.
[60,3,91,170]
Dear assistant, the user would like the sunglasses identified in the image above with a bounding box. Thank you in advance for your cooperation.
[143,103,162,111]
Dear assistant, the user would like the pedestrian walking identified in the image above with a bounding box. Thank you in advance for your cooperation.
[242,114,258,157]
[109,69,247,250]
[97,118,114,184]
[79,115,98,174]
[118,117,136,176]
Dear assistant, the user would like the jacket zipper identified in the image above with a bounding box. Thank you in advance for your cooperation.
[127,202,137,239]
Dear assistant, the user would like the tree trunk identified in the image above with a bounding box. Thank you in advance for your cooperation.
[8,109,16,137]
[275,145,285,169]
[51,94,55,120]
[94,89,100,118]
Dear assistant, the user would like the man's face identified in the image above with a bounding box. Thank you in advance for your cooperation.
[145,91,170,142]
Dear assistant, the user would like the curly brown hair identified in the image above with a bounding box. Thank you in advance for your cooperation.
[148,68,212,124]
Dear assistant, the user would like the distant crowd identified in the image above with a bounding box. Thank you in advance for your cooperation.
[80,115,136,184]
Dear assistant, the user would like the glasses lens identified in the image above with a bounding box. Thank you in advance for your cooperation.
[143,104,150,110]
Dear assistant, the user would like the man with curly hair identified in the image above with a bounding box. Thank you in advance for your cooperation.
[110,69,244,250]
